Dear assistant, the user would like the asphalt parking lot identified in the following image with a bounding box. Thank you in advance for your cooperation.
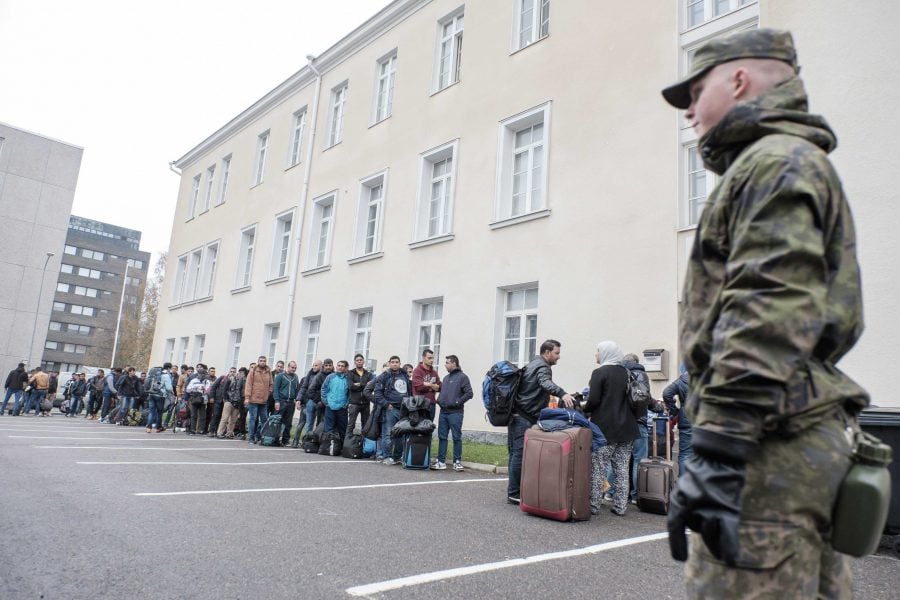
[1,414,898,599]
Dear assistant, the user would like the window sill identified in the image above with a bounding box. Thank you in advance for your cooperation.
[168,295,213,310]
[213,200,225,208]
[489,209,551,230]
[409,233,454,250]
[676,225,699,233]
[250,181,264,189]
[265,275,289,286]
[230,286,251,295]
[301,265,331,277]
[510,34,549,56]
[323,141,342,152]
[198,209,209,216]
[368,115,391,129]
[184,216,194,223]
[348,252,383,265]
[285,161,302,172]
[430,80,459,97]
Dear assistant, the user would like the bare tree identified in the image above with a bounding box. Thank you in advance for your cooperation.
[112,252,165,371]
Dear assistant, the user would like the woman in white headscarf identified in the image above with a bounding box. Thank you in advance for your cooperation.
[585,340,641,516]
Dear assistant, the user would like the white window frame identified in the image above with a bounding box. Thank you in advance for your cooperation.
[684,0,756,30]
[186,248,203,300]
[187,174,201,220]
[227,329,242,369]
[373,51,397,124]
[305,193,336,270]
[201,165,215,212]
[270,209,295,279]
[494,102,551,224]
[235,225,257,289]
[199,242,219,297]
[178,336,189,365]
[253,130,269,186]
[513,0,550,50]
[413,140,458,244]
[350,309,373,361]
[415,299,443,363]
[301,317,321,372]
[681,143,717,228]
[288,108,307,167]
[499,285,539,366]
[193,334,206,364]
[164,338,175,365]
[216,155,231,206]
[173,255,188,304]
[263,323,280,364]
[353,170,388,259]
[64,245,77,255]
[327,82,348,148]
[434,8,464,92]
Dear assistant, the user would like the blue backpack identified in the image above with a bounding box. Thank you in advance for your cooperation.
[482,361,523,427]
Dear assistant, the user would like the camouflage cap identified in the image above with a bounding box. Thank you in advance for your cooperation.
[662,28,798,109]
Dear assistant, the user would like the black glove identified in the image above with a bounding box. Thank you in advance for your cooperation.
[667,429,753,566]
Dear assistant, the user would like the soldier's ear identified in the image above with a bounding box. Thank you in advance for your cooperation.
[732,67,752,99]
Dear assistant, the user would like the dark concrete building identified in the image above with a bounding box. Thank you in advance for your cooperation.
[40,216,150,372]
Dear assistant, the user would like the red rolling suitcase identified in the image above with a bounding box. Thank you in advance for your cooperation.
[636,416,677,514]
[520,426,592,522]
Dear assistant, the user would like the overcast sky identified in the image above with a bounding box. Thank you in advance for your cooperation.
[0,0,389,261]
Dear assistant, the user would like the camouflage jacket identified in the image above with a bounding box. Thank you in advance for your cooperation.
[681,76,868,446]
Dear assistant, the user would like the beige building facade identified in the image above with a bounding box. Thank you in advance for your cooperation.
[153,0,900,431]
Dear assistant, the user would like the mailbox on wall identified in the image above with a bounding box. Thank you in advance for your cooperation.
[642,348,669,381]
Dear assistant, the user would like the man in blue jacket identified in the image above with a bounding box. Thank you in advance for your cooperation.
[373,356,410,465]
[321,360,350,440]
[274,361,301,446]
[433,355,472,471]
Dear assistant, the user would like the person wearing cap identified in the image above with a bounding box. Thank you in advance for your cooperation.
[661,29,868,597]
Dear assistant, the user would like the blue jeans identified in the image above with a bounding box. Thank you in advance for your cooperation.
[117,396,135,423]
[146,395,163,429]
[506,414,532,499]
[437,410,463,463]
[101,392,114,420]
[677,412,692,474]
[2,389,22,414]
[247,403,268,441]
[381,405,402,461]
[305,400,318,437]
[68,396,83,416]
[324,406,348,440]
[27,390,46,414]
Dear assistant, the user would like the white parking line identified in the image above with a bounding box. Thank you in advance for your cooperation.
[34,446,252,451]
[78,460,379,466]
[345,532,669,597]
[134,477,507,497]
[11,436,197,441]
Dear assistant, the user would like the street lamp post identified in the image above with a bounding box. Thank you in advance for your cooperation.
[110,261,130,368]
[27,252,55,369]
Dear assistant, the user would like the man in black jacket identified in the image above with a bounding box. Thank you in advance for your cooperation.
[3,363,29,416]
[115,367,143,425]
[507,340,574,504]
[305,359,332,436]
[347,354,373,438]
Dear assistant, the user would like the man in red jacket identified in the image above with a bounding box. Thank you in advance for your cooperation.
[412,349,441,422]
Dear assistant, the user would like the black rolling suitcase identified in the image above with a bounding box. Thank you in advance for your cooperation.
[636,416,676,514]
[401,433,431,469]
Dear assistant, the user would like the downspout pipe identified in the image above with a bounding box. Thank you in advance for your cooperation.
[281,55,323,363]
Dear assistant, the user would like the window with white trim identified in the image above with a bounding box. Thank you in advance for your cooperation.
[263,323,280,364]
[216,155,231,205]
[173,242,218,303]
[683,144,716,227]
[64,245,77,255]
[235,225,256,288]
[302,317,320,372]
[496,103,550,222]
[374,52,397,123]
[193,334,206,364]
[288,109,307,167]
[353,171,387,258]
[416,300,443,362]
[199,242,218,297]
[515,0,550,49]
[270,210,294,279]
[164,338,175,365]
[434,9,464,91]
[227,329,242,368]
[502,286,539,366]
[327,83,348,147]
[178,336,189,365]
[186,248,203,300]
[57,282,69,293]
[187,174,201,219]
[60,264,73,274]
[307,194,335,269]
[685,0,756,29]
[253,131,269,186]
[173,255,188,304]
[414,140,457,242]
[351,310,372,360]
[202,165,215,212]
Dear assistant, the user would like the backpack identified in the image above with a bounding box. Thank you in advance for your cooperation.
[145,367,165,398]
[318,431,343,456]
[341,434,365,459]
[622,365,652,410]
[259,414,283,446]
[482,361,522,427]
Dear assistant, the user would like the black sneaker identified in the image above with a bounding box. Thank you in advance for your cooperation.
[507,495,521,505]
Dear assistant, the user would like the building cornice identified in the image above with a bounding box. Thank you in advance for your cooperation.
[173,0,429,170]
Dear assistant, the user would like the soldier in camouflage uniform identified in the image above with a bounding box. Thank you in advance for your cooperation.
[661,29,869,598]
